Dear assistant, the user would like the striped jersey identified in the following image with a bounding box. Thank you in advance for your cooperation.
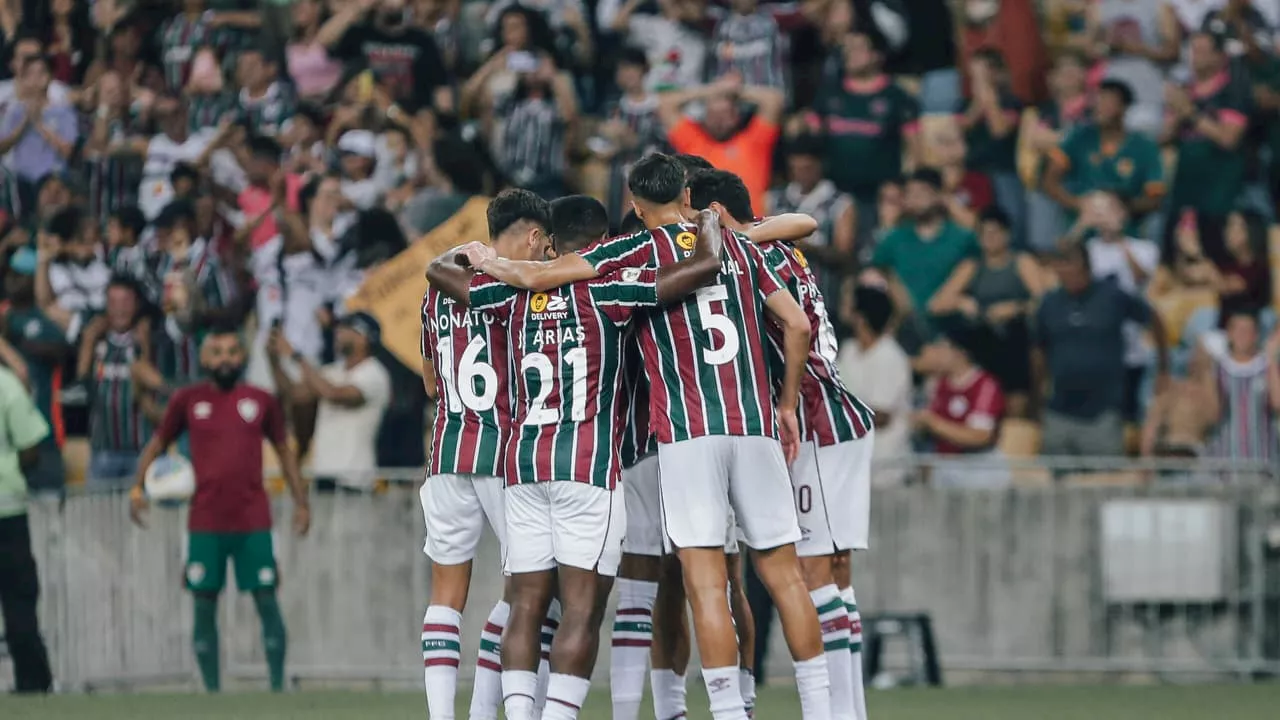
[710,11,788,91]
[1209,354,1277,463]
[89,330,151,453]
[422,285,511,478]
[618,337,657,469]
[579,223,786,443]
[158,14,247,93]
[496,96,566,190]
[762,242,874,446]
[469,268,662,489]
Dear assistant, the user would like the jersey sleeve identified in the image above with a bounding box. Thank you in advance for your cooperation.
[898,89,922,136]
[467,273,518,321]
[155,388,190,445]
[968,375,1005,431]
[577,231,654,276]
[591,268,660,325]
[261,392,287,446]
[746,241,786,299]
[1,370,49,452]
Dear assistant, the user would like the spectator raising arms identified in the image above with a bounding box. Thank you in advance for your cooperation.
[286,0,344,104]
[493,55,577,199]
[957,48,1025,246]
[610,0,711,93]
[710,0,786,91]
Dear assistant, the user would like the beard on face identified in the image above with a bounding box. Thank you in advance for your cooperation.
[209,363,244,389]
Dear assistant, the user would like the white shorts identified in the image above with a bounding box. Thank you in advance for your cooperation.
[622,455,663,557]
[420,473,506,565]
[657,436,800,552]
[790,430,874,556]
[504,482,626,577]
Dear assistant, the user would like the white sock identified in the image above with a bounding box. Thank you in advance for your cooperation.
[535,599,562,710]
[542,672,592,720]
[795,655,832,720]
[739,667,756,717]
[502,669,539,720]
[611,579,658,720]
[468,599,509,720]
[812,585,855,720]
[651,669,687,720]
[842,586,867,720]
[703,665,748,720]
[421,605,462,720]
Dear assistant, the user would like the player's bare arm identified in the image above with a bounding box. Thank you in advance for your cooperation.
[654,209,724,304]
[913,409,995,449]
[425,242,485,304]
[130,435,170,527]
[474,251,598,293]
[273,437,311,536]
[764,288,811,463]
[745,213,819,245]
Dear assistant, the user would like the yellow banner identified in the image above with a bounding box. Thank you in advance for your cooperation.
[345,197,490,374]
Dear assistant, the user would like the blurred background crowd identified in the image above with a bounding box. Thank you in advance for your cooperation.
[0,0,1278,495]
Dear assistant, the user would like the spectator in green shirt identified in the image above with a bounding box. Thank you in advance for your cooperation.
[871,168,979,351]
[1160,31,1250,264]
[1043,79,1166,237]
[0,363,54,693]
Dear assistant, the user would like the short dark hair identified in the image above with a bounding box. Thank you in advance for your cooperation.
[170,162,199,186]
[906,167,944,191]
[46,206,84,242]
[937,322,981,359]
[111,206,146,237]
[1222,307,1260,327]
[248,134,283,161]
[618,209,646,235]
[433,136,486,195]
[971,47,1008,72]
[853,285,894,334]
[618,46,649,72]
[204,319,246,340]
[629,153,687,205]
[1051,238,1092,272]
[487,188,550,239]
[550,195,610,253]
[1193,30,1227,53]
[673,153,714,174]
[1098,79,1135,108]
[107,273,143,299]
[154,199,196,229]
[786,134,825,160]
[977,206,1011,230]
[294,102,326,129]
[687,169,754,223]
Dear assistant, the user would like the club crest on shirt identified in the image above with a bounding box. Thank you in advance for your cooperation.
[948,396,969,418]
[622,268,643,282]
[193,401,212,419]
[675,231,697,251]
[237,398,260,423]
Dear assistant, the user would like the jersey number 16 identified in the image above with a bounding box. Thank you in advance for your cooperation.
[437,336,498,413]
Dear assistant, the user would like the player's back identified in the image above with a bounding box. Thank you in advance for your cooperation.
[762,242,874,445]
[422,284,510,477]
[638,223,783,443]
[470,269,659,488]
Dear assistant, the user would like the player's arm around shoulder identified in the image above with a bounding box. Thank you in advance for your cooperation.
[426,242,486,305]
[477,252,598,293]
[654,209,724,304]
[746,213,818,244]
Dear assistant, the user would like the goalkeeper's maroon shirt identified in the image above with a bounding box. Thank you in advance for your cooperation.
[156,382,286,532]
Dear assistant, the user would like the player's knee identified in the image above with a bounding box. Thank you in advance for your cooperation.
[798,556,834,591]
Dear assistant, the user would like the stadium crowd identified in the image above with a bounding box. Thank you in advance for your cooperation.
[0,0,1277,503]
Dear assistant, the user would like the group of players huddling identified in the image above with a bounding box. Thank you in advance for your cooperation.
[420,152,875,720]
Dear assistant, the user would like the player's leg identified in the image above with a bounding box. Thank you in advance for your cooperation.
[824,432,875,720]
[658,437,747,720]
[542,482,625,720]
[502,483,558,720]
[612,455,663,720]
[833,553,867,720]
[470,475,512,720]
[185,532,230,692]
[726,548,757,717]
[232,531,286,692]
[535,593,562,711]
[793,441,857,720]
[419,474,489,718]
[650,554,690,720]
[729,437,830,720]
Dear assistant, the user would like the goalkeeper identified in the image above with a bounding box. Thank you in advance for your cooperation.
[130,327,310,692]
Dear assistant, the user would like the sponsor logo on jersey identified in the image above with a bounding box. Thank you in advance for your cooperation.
[530,292,550,314]
[675,231,697,250]
[793,248,809,268]
[193,401,212,419]
[622,268,643,282]
[529,292,569,320]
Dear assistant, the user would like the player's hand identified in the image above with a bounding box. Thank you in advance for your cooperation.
[777,406,801,465]
[129,486,149,528]
[457,242,495,268]
[293,503,311,537]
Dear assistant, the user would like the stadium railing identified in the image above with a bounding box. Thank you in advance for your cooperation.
[4,455,1279,692]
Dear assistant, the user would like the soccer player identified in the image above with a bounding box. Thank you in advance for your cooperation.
[419,188,553,720]
[465,154,831,720]
[129,328,310,693]
[432,193,726,720]
[689,169,876,720]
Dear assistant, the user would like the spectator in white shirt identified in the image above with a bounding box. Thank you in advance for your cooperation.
[336,129,384,210]
[269,311,391,493]
[837,284,913,485]
[33,206,110,343]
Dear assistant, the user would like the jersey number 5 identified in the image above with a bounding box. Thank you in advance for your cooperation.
[437,335,498,413]
[696,286,740,366]
[522,348,588,425]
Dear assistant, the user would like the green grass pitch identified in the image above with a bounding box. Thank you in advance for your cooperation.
[2,684,1279,719]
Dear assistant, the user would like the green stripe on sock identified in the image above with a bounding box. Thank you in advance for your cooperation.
[480,638,500,653]
[612,621,653,633]
[824,638,851,653]
[849,642,862,653]
[817,598,846,615]
[422,638,461,653]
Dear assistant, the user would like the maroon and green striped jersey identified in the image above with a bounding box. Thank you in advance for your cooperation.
[618,337,657,469]
[422,285,511,478]
[469,268,662,489]
[761,242,874,446]
[578,223,786,443]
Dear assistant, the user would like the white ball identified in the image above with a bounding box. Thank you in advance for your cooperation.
[145,455,196,502]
